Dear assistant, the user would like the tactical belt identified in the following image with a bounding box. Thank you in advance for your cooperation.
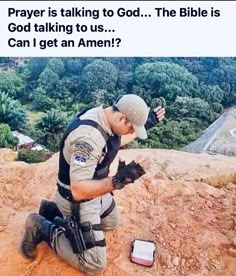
[57,183,92,203]
[57,183,116,221]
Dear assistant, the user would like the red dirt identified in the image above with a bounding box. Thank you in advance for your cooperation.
[0,149,236,276]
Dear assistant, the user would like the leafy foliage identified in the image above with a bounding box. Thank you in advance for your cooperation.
[133,62,198,102]
[17,149,52,163]
[0,123,18,149]
[170,96,214,122]
[24,58,48,81]
[38,67,59,97]
[81,60,118,103]
[0,91,27,130]
[35,109,69,151]
[47,58,65,77]
[2,57,236,151]
[31,87,57,111]
[0,71,23,97]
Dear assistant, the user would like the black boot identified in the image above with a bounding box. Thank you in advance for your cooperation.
[20,213,56,260]
[39,199,63,222]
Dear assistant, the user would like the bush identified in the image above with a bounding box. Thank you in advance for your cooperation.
[0,123,18,149]
[17,149,52,163]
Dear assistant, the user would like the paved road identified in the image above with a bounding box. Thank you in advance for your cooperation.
[184,112,229,153]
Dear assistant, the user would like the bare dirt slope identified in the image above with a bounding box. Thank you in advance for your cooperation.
[0,149,236,276]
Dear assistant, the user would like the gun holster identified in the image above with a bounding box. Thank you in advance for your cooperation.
[54,216,101,254]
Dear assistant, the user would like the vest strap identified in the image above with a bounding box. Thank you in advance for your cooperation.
[100,198,116,219]
[81,224,103,231]
[86,238,106,249]
[79,120,109,142]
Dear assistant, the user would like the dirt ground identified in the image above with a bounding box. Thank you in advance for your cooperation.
[0,149,236,276]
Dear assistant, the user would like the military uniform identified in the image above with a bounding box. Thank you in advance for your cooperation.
[52,106,119,275]
[21,94,154,275]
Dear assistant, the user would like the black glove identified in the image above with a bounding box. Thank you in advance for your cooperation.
[112,161,146,190]
[145,111,159,130]
[117,160,126,170]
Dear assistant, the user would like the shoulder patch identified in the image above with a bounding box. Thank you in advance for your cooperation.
[72,141,95,166]
[73,155,87,167]
[75,141,94,154]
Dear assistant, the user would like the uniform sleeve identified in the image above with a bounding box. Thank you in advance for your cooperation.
[69,129,105,181]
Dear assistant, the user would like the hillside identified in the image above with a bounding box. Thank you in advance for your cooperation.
[0,149,236,276]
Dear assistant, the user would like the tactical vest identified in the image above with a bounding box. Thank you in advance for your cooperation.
[57,110,121,202]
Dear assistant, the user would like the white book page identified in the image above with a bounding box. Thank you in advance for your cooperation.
[132,240,155,261]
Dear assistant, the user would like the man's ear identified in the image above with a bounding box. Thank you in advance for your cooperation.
[115,112,125,122]
[119,113,126,122]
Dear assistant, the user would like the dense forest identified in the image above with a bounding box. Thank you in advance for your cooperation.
[0,57,235,154]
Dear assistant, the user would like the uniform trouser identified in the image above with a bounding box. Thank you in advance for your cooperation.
[51,191,118,275]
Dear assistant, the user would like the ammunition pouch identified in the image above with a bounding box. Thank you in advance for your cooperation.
[54,216,105,254]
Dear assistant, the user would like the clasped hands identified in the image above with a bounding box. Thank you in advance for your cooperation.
[112,156,151,190]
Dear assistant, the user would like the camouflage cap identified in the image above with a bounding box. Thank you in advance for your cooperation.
[115,94,150,139]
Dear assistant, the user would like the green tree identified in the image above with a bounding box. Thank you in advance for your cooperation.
[0,123,18,149]
[31,87,57,111]
[47,58,65,77]
[199,84,224,104]
[25,58,48,80]
[172,58,236,107]
[58,76,81,99]
[0,58,12,64]
[133,62,199,102]
[0,71,23,97]
[90,89,116,107]
[68,102,89,117]
[116,71,134,92]
[65,58,92,75]
[81,60,118,102]
[36,109,68,151]
[0,91,27,130]
[170,96,215,123]
[136,120,199,149]
[217,63,236,106]
[54,80,72,101]
[38,67,59,97]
